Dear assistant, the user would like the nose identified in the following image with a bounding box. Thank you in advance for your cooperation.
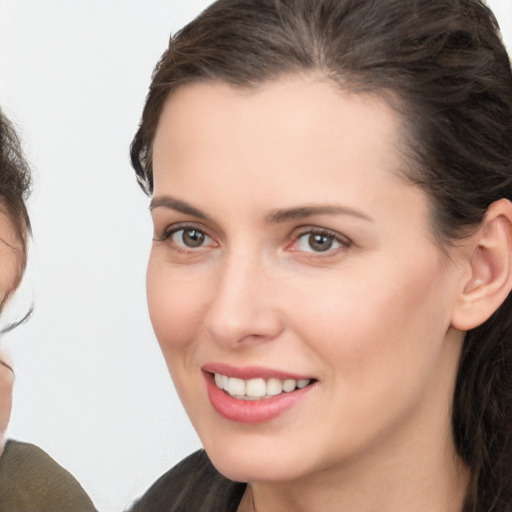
[203,253,284,348]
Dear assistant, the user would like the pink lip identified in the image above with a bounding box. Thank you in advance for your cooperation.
[202,363,313,381]
[202,364,317,424]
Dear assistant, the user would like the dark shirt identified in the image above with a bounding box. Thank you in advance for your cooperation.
[0,439,97,512]
[129,450,246,512]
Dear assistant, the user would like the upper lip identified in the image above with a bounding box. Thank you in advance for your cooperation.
[202,362,315,381]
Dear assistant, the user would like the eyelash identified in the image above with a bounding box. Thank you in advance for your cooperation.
[154,224,352,256]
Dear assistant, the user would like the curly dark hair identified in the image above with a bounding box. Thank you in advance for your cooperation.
[0,109,31,297]
[130,1,512,509]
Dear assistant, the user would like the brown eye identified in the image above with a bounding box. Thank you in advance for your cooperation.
[294,230,350,254]
[307,234,333,252]
[182,229,205,247]
[171,228,211,248]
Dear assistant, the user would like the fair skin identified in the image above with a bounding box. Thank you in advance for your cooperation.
[147,77,512,512]
[0,350,14,455]
[0,212,22,455]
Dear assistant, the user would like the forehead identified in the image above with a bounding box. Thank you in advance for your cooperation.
[156,76,403,139]
[153,77,405,199]
[152,76,408,184]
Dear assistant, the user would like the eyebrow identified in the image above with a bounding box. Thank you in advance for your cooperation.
[150,195,373,224]
[266,205,374,223]
[150,196,211,220]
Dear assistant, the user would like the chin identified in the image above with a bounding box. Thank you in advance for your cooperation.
[204,436,311,484]
[211,456,300,484]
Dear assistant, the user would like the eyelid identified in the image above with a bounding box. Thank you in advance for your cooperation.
[154,222,206,241]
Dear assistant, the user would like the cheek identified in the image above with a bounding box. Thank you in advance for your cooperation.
[288,252,454,382]
[146,254,207,356]
[276,253,458,459]
[146,255,216,422]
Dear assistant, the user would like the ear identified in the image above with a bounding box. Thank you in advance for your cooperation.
[451,198,512,331]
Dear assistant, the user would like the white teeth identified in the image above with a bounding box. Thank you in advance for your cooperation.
[266,378,283,396]
[246,378,266,397]
[227,377,245,396]
[282,379,297,392]
[213,373,311,400]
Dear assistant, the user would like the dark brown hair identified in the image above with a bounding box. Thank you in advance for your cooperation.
[130,1,512,509]
[0,109,31,295]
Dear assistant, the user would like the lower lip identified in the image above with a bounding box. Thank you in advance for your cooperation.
[204,373,315,424]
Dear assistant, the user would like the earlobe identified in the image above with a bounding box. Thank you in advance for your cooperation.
[451,198,512,331]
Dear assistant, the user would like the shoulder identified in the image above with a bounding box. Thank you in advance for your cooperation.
[129,450,246,512]
[0,439,97,512]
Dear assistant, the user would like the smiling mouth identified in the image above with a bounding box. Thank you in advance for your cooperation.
[213,372,314,401]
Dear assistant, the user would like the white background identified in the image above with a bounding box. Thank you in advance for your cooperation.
[0,1,511,511]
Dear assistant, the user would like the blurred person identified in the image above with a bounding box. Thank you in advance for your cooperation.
[0,110,96,512]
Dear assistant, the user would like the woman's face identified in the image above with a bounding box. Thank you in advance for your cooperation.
[0,213,21,454]
[147,77,467,483]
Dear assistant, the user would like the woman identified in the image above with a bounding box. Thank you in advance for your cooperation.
[0,110,32,460]
[0,111,97,512]
[130,0,512,510]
